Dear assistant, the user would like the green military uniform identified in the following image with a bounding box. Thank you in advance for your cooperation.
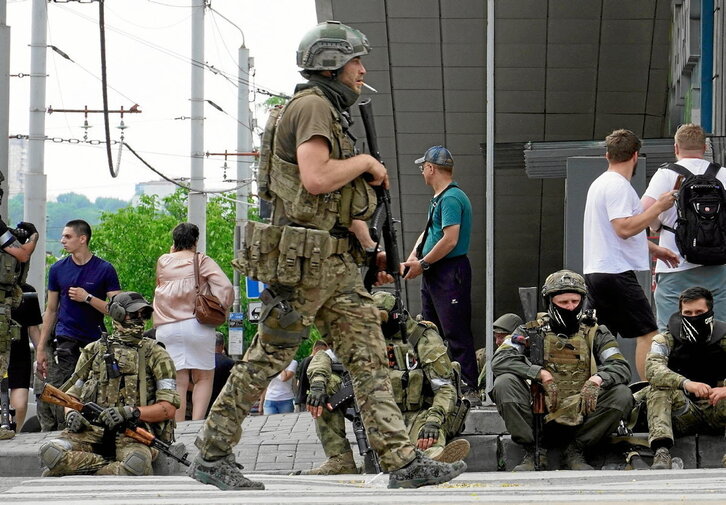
[191,21,465,491]
[307,316,460,464]
[39,293,180,476]
[0,226,27,441]
[645,316,726,450]
[491,315,632,462]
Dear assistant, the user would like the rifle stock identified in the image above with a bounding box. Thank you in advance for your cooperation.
[39,383,190,467]
[358,98,408,342]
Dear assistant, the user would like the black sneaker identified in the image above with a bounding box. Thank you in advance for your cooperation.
[388,450,467,489]
[188,454,265,490]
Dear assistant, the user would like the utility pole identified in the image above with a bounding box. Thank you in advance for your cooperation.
[189,0,206,252]
[0,0,10,219]
[26,0,48,309]
[234,46,252,312]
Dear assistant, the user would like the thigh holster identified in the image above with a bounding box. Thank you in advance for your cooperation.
[258,286,309,348]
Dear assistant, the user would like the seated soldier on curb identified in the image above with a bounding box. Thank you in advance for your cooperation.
[645,286,726,469]
[38,292,180,476]
[477,313,523,391]
[305,291,471,474]
[491,270,633,471]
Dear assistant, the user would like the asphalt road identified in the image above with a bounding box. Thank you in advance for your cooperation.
[3,469,726,504]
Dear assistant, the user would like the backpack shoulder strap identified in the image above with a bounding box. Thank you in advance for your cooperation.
[666,162,693,178]
[704,162,722,179]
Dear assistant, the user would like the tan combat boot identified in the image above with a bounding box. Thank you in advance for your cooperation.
[433,439,471,463]
[306,451,358,475]
[563,442,593,470]
[0,426,15,440]
[512,446,547,471]
[651,447,672,470]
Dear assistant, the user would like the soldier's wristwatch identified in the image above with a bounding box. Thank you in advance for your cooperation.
[419,259,431,271]
[130,407,141,421]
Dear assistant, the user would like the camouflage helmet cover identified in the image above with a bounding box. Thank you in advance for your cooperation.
[297,20,370,74]
[541,269,587,299]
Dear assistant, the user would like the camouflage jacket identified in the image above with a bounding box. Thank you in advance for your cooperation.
[307,322,457,426]
[646,326,726,389]
[491,318,631,389]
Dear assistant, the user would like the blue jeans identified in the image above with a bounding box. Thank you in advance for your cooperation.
[263,399,294,415]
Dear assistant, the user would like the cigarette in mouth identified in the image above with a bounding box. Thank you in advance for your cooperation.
[362,82,378,93]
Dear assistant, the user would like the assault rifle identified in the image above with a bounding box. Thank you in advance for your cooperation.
[517,287,546,471]
[329,368,381,474]
[358,98,408,343]
[39,383,190,467]
[1,376,15,432]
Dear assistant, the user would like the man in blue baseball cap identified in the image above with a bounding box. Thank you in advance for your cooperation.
[403,146,478,404]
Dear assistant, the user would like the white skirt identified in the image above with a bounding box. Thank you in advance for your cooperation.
[155,318,215,371]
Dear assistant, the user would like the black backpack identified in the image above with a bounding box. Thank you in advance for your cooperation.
[662,162,726,265]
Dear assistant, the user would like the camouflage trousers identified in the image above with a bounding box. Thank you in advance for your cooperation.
[0,350,7,384]
[646,387,726,446]
[196,252,416,472]
[492,373,633,448]
[43,427,154,476]
[314,374,446,460]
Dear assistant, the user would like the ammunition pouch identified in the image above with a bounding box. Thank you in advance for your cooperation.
[0,306,20,352]
[234,221,351,288]
[258,286,309,348]
[389,368,425,412]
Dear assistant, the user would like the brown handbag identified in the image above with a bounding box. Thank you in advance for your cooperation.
[193,252,227,327]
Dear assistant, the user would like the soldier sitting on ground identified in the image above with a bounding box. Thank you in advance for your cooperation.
[645,286,726,469]
[491,270,633,471]
[476,313,523,391]
[39,292,180,476]
[305,291,470,474]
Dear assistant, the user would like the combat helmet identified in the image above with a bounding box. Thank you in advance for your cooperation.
[108,291,153,324]
[297,20,370,77]
[541,269,587,300]
[372,290,413,339]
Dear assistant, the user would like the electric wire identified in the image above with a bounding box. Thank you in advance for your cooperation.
[97,0,117,177]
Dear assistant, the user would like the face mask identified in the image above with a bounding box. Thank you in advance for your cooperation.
[548,300,583,335]
[681,310,714,344]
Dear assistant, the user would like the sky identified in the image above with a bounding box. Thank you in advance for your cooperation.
[6,0,317,202]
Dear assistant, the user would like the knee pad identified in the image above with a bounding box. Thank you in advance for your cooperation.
[122,450,151,476]
[39,439,72,469]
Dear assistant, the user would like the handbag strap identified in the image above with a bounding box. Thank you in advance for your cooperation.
[193,252,202,295]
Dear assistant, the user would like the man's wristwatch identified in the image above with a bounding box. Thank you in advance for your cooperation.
[419,259,431,271]
[85,294,93,304]
[130,407,141,422]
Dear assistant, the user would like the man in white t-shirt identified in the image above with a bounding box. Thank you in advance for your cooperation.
[583,129,678,380]
[262,359,298,414]
[642,123,726,331]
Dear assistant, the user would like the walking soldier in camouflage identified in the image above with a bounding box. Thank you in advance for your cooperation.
[38,292,180,476]
[491,270,633,471]
[645,286,726,469]
[0,180,39,440]
[188,21,466,490]
[304,291,471,475]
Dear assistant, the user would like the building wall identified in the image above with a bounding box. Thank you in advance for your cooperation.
[317,0,671,347]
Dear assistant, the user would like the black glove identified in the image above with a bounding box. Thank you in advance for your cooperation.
[417,421,441,443]
[306,381,328,409]
[98,406,136,431]
[16,221,38,236]
[65,410,91,433]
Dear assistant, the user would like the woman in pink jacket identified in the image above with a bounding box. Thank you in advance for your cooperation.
[153,222,233,420]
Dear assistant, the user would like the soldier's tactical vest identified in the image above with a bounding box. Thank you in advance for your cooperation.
[668,319,726,388]
[0,252,27,351]
[541,324,597,399]
[77,337,175,442]
[259,86,376,231]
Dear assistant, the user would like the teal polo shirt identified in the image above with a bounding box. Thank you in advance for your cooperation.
[421,182,472,258]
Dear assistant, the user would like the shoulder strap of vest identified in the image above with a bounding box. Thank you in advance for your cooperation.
[666,162,693,178]
[705,162,722,179]
[137,338,157,407]
[584,323,598,376]
[709,320,726,345]
[408,321,434,349]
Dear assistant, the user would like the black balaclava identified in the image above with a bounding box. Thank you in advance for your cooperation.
[295,72,360,112]
[681,309,714,344]
[548,293,584,335]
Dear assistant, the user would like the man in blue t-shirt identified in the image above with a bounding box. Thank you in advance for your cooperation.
[35,219,121,430]
[402,146,478,402]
